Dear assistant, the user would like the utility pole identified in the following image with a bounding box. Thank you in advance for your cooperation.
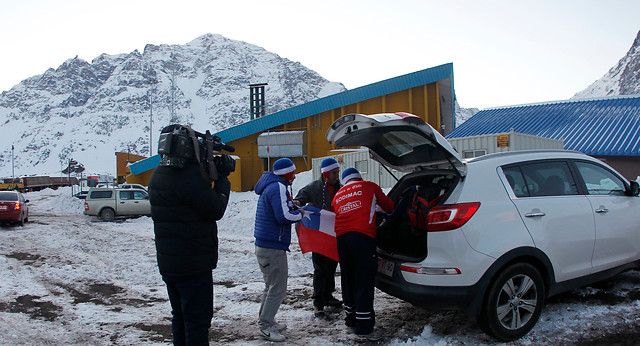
[11,145,15,190]
[68,159,77,196]
[149,88,154,155]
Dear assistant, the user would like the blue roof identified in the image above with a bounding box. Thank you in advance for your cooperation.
[215,63,455,142]
[446,95,640,157]
[129,155,160,175]
[130,63,455,175]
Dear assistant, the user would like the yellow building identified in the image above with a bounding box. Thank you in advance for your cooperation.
[130,63,456,191]
[115,152,148,185]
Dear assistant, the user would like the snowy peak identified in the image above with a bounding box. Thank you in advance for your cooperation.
[0,33,346,176]
[574,30,640,98]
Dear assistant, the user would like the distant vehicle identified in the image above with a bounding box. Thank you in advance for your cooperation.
[118,184,147,191]
[0,178,23,190]
[327,112,640,341]
[74,191,89,200]
[83,187,151,221]
[0,191,29,226]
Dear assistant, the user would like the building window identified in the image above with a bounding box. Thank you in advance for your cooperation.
[355,160,368,174]
[462,150,486,158]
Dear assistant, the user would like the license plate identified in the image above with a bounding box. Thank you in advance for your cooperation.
[0,205,7,210]
[377,258,394,277]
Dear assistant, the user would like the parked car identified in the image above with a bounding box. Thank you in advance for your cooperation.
[118,183,147,191]
[326,112,640,341]
[83,187,151,221]
[0,190,29,226]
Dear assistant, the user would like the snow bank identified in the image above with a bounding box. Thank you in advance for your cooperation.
[24,187,85,214]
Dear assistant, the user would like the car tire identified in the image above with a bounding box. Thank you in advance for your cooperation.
[100,208,115,222]
[479,263,545,341]
[18,215,25,227]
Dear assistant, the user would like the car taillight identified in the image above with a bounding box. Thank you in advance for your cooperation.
[84,202,89,211]
[427,202,480,232]
[15,202,20,210]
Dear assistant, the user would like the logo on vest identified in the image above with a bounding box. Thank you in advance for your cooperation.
[338,200,362,214]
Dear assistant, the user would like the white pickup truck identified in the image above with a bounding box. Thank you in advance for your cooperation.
[83,187,151,221]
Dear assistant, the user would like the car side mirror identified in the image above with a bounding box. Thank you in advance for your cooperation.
[628,181,640,196]
[25,199,30,203]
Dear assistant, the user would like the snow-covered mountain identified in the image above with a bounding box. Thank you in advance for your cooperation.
[0,34,345,177]
[573,30,640,99]
[455,102,479,126]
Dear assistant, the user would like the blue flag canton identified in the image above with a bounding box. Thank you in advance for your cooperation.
[300,205,322,229]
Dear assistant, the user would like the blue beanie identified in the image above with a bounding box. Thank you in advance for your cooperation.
[342,167,362,183]
[273,158,296,176]
[321,158,340,174]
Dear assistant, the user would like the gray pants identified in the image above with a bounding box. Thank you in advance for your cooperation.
[255,246,288,329]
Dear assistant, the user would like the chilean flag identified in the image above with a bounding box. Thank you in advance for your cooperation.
[295,205,339,261]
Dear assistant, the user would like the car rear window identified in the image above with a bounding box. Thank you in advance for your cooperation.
[89,190,113,199]
[0,192,18,201]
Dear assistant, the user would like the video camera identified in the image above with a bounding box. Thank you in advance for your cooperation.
[157,124,236,181]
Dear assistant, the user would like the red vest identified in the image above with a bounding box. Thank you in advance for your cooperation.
[332,180,394,238]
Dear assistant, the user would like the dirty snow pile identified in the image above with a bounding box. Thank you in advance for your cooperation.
[0,171,639,345]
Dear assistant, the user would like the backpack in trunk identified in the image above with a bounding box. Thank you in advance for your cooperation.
[408,185,444,230]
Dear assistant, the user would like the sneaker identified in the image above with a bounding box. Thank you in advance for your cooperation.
[273,322,287,331]
[259,326,285,342]
[355,329,382,342]
[313,306,325,318]
[326,296,343,307]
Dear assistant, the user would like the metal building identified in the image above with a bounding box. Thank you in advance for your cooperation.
[447,130,564,159]
[311,150,405,189]
[446,95,640,179]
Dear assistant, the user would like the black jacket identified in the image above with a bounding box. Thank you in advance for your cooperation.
[294,177,342,211]
[149,161,230,277]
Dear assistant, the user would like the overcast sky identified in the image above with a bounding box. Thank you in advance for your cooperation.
[1,0,638,109]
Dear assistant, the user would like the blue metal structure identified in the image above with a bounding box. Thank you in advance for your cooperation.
[215,63,455,143]
[446,95,640,157]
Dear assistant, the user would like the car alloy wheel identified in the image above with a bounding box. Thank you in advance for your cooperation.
[480,263,545,341]
[496,273,538,330]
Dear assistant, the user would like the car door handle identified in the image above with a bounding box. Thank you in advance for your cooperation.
[595,207,609,213]
[525,212,546,217]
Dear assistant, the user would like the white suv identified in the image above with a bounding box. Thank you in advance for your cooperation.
[326,112,640,341]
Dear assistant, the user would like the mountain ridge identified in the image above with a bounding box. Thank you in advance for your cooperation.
[573,30,640,98]
[0,33,345,176]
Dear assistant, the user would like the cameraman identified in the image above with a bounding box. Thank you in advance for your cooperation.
[149,125,234,345]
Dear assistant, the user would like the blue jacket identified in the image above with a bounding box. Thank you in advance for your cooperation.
[254,171,303,251]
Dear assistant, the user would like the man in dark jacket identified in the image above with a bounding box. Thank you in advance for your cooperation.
[254,158,304,342]
[149,130,231,346]
[293,158,342,317]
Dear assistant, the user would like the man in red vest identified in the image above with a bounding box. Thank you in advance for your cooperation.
[332,168,394,342]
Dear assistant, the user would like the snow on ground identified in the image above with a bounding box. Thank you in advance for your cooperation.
[0,172,639,345]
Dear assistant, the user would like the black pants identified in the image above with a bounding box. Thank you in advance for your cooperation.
[311,252,339,309]
[162,271,214,346]
[337,232,377,335]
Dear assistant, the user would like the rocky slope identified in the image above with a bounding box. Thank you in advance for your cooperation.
[0,34,345,176]
[573,30,640,98]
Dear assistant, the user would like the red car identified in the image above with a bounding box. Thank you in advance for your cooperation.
[0,191,29,226]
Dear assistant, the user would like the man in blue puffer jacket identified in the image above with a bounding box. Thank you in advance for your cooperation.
[254,158,304,342]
